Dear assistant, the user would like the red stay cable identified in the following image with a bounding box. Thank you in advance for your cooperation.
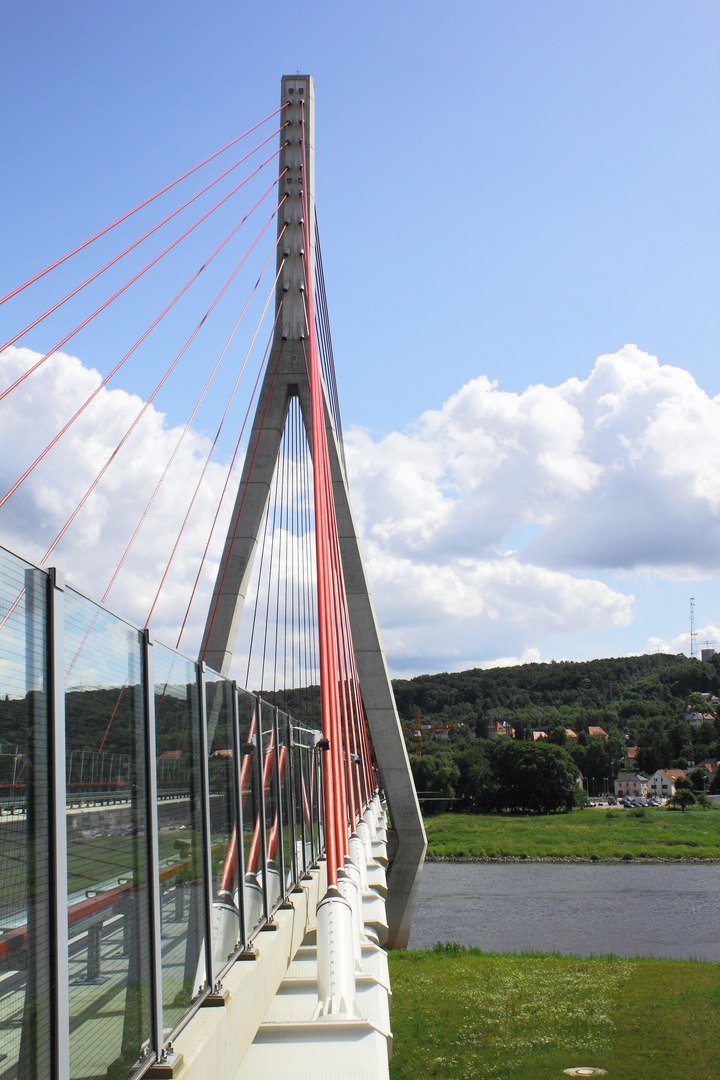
[0,197,285,514]
[0,153,288,405]
[176,298,284,652]
[100,248,285,609]
[0,129,286,366]
[143,252,287,627]
[0,104,288,307]
[199,339,286,663]
[322,453,370,809]
[38,199,281,572]
[300,306,345,873]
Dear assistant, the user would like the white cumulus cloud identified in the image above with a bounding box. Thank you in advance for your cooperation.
[344,344,720,671]
[2,342,717,677]
[0,346,236,655]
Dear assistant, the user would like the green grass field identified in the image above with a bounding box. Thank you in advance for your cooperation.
[389,948,720,1080]
[424,807,720,860]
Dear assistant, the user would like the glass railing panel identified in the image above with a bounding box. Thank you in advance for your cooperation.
[203,672,240,977]
[152,643,204,1038]
[260,703,282,911]
[63,588,151,1079]
[238,689,264,939]
[277,711,294,891]
[314,747,325,858]
[0,549,51,1080]
[291,737,306,878]
[294,728,316,871]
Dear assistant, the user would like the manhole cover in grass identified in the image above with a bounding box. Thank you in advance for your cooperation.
[563,1070,607,1077]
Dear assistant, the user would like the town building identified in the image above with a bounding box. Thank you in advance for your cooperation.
[685,709,716,729]
[487,720,515,738]
[646,769,687,801]
[586,726,609,740]
[614,772,649,798]
[624,746,638,768]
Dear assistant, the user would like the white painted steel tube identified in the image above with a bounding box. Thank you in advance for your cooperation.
[349,831,369,893]
[362,806,377,842]
[243,873,265,938]
[357,817,374,860]
[212,901,240,967]
[339,862,366,973]
[315,888,359,1018]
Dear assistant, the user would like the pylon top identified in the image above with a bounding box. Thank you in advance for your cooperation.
[277,75,315,346]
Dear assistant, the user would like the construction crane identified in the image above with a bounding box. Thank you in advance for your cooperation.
[414,711,423,756]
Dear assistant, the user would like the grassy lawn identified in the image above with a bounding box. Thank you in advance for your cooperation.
[424,808,720,860]
[389,947,720,1080]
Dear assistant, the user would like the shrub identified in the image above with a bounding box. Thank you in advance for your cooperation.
[433,941,467,955]
[622,852,633,861]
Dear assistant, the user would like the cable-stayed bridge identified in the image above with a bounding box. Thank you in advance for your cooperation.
[0,76,425,1080]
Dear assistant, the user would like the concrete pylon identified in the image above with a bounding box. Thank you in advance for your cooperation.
[199,75,426,948]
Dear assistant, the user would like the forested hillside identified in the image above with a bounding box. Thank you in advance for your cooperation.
[392,652,720,729]
[394,652,720,809]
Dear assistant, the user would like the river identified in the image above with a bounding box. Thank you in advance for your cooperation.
[407,862,720,960]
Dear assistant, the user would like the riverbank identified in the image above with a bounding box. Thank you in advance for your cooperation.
[424,807,720,860]
[388,947,720,1080]
[427,853,720,862]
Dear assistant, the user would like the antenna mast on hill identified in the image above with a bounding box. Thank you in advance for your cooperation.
[690,597,696,658]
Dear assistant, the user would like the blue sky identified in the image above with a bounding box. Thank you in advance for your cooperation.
[1,2,720,676]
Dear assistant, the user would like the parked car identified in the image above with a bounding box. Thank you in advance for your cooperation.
[633,797,648,807]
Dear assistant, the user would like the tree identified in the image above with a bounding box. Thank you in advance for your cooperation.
[669,788,696,813]
[455,744,496,810]
[636,724,673,774]
[688,767,710,792]
[688,692,716,718]
[513,719,527,741]
[410,752,460,814]
[491,741,578,813]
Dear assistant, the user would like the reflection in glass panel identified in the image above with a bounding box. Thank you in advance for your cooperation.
[295,729,315,873]
[64,588,151,1080]
[314,745,325,860]
[153,644,204,1037]
[0,550,51,1080]
[239,690,264,940]
[291,738,305,880]
[260,704,282,912]
[204,673,240,978]
[277,711,294,892]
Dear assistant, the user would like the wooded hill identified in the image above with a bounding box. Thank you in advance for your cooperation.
[392,652,720,731]
[394,652,720,794]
